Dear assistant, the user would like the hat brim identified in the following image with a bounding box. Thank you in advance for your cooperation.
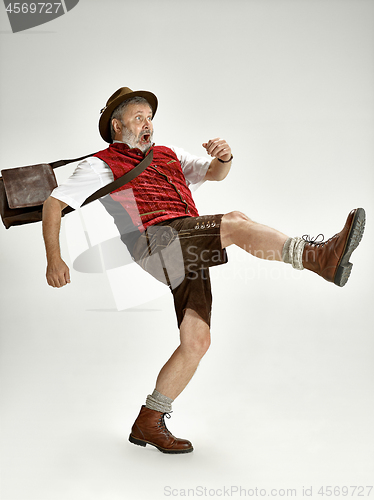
[99,90,158,143]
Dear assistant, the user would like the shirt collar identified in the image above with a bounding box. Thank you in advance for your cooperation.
[113,140,132,149]
[112,140,154,156]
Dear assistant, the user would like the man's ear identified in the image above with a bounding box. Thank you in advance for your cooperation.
[112,118,122,135]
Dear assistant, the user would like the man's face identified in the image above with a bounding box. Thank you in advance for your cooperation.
[117,102,154,152]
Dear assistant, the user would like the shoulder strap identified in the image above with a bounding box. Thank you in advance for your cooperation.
[62,149,154,215]
[81,149,153,207]
[49,153,96,169]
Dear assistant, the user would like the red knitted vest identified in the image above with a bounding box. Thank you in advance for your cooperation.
[93,143,200,232]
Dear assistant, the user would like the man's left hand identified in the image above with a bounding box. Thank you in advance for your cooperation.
[202,138,232,162]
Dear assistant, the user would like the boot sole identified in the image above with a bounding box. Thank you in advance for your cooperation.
[334,208,366,287]
[128,434,194,454]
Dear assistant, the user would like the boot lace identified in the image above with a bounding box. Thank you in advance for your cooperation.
[157,412,172,435]
[303,231,339,247]
[302,234,326,247]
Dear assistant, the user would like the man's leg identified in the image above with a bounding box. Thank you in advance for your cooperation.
[220,209,366,286]
[154,308,210,400]
[220,211,288,260]
[129,308,210,454]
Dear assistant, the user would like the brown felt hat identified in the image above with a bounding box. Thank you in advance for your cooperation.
[99,87,158,143]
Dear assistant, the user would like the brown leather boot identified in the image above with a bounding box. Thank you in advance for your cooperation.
[129,406,193,454]
[302,208,365,286]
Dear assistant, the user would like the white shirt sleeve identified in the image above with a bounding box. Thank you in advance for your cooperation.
[50,157,114,209]
[168,145,210,187]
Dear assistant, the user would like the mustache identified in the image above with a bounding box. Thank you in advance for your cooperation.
[139,129,152,139]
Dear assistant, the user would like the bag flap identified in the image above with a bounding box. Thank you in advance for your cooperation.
[1,163,58,209]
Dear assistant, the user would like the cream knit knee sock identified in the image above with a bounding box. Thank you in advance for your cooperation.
[282,237,306,270]
[146,389,173,413]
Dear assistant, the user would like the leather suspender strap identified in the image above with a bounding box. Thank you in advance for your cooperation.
[62,149,154,215]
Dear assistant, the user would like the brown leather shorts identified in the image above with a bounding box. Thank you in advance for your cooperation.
[132,215,228,328]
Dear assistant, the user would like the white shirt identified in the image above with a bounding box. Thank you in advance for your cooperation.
[51,145,210,210]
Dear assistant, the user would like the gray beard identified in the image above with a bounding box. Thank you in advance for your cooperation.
[121,127,153,153]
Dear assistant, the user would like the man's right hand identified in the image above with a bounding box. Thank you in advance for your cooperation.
[42,196,70,288]
[46,257,71,288]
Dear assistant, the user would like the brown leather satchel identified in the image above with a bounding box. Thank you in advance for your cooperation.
[0,149,153,229]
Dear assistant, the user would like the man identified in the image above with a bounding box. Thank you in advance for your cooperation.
[42,87,365,454]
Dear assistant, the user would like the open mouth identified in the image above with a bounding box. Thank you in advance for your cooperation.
[140,133,151,143]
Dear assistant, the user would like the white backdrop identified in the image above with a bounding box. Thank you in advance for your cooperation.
[1,1,373,499]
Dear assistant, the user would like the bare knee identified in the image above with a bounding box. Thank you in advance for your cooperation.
[182,332,211,359]
[224,211,252,224]
[221,211,254,247]
[180,309,211,359]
